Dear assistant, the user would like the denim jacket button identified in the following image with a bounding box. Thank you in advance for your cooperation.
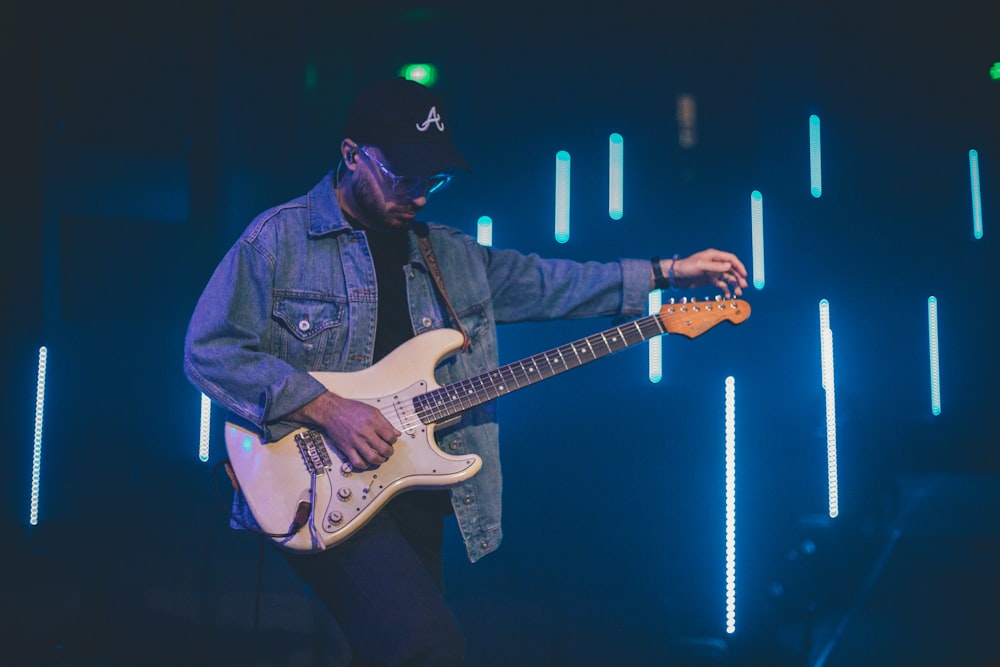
[480,539,489,549]
[421,317,433,328]
[297,319,311,332]
[463,495,473,505]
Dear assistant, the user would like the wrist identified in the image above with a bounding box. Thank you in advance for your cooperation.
[651,255,679,290]
[287,391,340,425]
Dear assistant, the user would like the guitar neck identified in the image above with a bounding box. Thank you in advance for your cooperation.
[413,314,666,424]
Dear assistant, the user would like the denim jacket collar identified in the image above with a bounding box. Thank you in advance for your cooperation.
[307,171,351,238]
[306,171,430,274]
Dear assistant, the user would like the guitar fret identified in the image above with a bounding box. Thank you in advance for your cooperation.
[500,365,521,390]
[519,358,539,385]
[543,350,559,376]
[629,320,645,345]
[597,331,613,355]
[610,326,628,351]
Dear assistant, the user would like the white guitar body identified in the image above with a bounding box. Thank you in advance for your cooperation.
[224,328,482,553]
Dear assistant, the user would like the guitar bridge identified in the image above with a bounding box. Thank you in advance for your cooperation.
[295,430,333,476]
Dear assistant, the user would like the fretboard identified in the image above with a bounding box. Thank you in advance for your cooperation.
[412,314,666,424]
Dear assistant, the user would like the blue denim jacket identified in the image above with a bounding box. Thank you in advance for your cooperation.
[184,171,650,561]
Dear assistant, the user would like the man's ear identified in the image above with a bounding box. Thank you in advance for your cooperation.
[341,139,358,167]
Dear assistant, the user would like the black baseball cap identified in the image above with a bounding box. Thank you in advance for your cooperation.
[342,77,470,177]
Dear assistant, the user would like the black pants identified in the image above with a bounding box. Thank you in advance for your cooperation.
[281,491,464,666]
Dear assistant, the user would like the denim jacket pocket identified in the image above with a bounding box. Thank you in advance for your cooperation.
[271,291,347,370]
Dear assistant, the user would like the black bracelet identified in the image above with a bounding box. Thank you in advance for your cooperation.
[651,257,672,291]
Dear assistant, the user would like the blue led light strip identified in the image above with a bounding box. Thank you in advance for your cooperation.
[29,346,48,526]
[555,151,571,243]
[751,191,765,290]
[609,133,623,220]
[969,150,983,240]
[648,290,662,383]
[928,297,941,415]
[809,115,822,198]
[724,376,736,634]
[199,393,212,462]
[477,216,493,247]
[818,300,838,518]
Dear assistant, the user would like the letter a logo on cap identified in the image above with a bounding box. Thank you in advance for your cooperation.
[415,106,445,132]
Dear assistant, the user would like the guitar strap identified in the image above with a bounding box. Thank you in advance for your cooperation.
[413,221,471,352]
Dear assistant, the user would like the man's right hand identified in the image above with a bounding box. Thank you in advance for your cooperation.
[285,392,400,470]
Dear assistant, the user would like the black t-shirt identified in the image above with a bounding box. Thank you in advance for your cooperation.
[361,225,454,522]
[363,227,414,363]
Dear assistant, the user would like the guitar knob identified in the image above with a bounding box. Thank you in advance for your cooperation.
[322,510,344,532]
[340,462,353,475]
[337,487,352,501]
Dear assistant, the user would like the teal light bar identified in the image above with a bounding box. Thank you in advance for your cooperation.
[724,376,736,634]
[809,115,822,198]
[555,151,571,243]
[29,346,48,526]
[928,297,941,415]
[648,290,662,383]
[609,133,624,220]
[970,150,983,239]
[199,393,212,462]
[477,216,493,247]
[751,191,765,290]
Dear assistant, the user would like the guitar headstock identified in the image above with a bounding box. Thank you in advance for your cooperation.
[657,297,751,339]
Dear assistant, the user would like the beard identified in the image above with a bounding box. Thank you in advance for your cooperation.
[350,176,413,234]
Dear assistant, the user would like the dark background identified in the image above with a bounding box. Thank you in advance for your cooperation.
[3,1,998,665]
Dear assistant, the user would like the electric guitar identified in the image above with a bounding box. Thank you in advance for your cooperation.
[225,297,750,552]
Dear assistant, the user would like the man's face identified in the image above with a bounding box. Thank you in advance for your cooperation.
[350,146,427,233]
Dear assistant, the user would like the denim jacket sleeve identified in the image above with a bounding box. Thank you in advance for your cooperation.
[479,244,650,324]
[183,213,328,443]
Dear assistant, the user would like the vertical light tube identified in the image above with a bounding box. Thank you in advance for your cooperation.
[724,376,736,635]
[928,297,941,416]
[477,215,493,247]
[29,346,48,526]
[751,190,765,290]
[648,290,662,383]
[555,151,571,243]
[199,393,212,462]
[819,299,831,390]
[819,303,839,519]
[609,133,624,220]
[809,115,822,198]
[969,150,983,239]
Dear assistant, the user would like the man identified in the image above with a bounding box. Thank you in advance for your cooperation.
[184,77,747,666]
